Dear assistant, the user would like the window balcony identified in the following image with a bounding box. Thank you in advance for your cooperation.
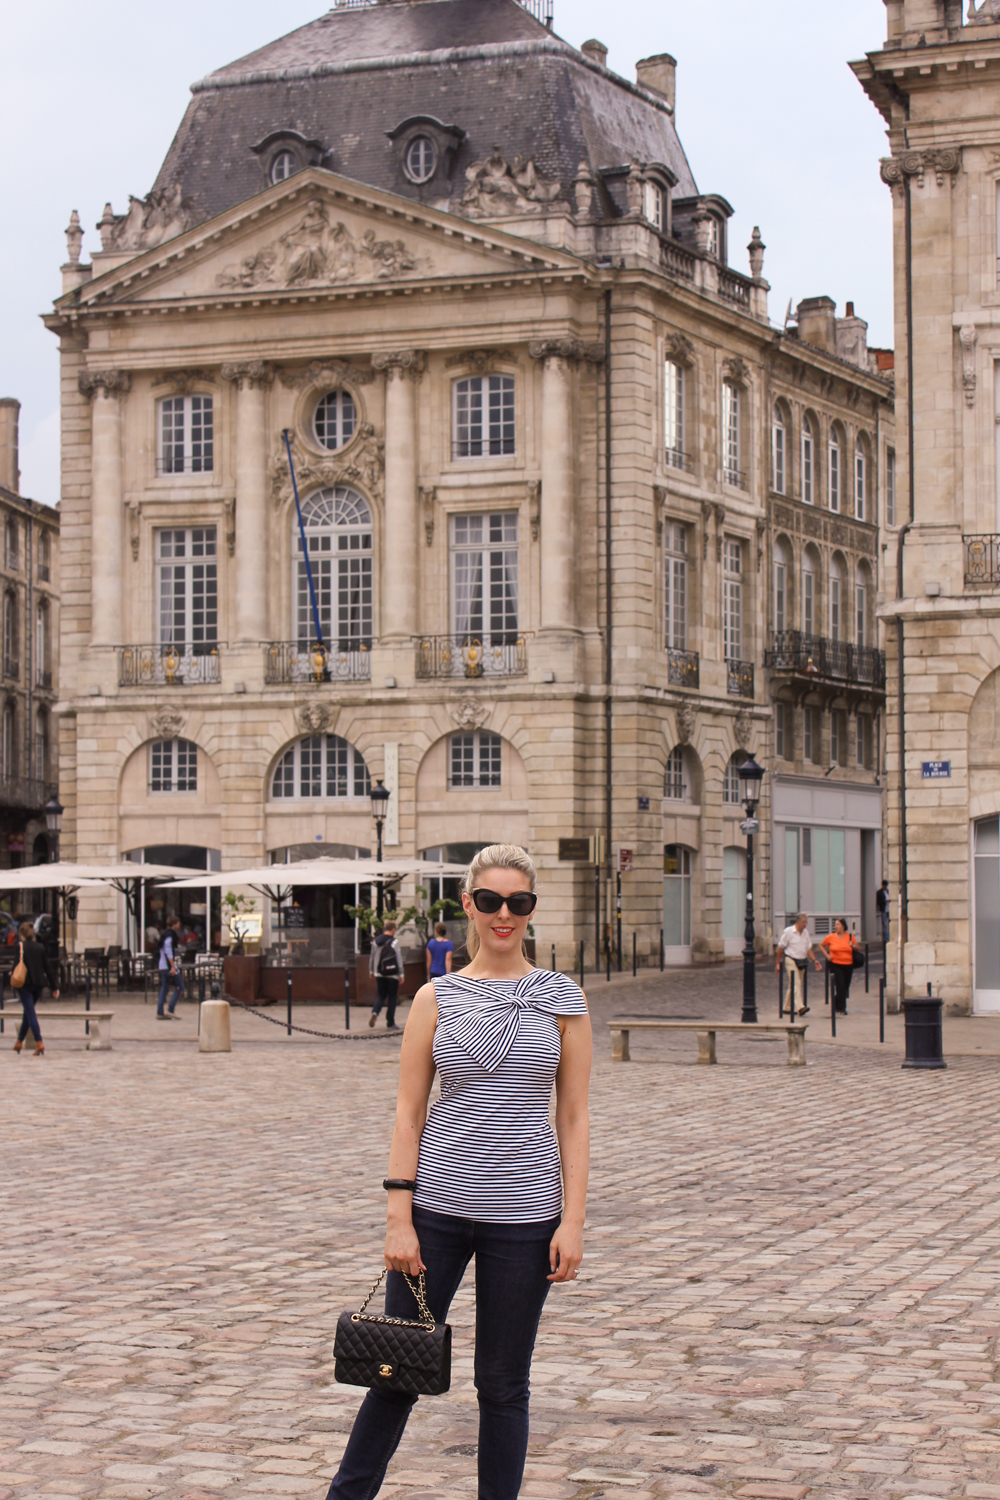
[119,644,221,687]
[726,659,755,698]
[718,267,752,309]
[664,447,694,475]
[723,465,748,491]
[415,633,528,680]
[3,656,18,682]
[0,775,57,812]
[35,668,52,690]
[764,630,886,690]
[264,641,372,685]
[667,647,700,689]
[155,456,214,476]
[965,534,1000,585]
[37,563,49,582]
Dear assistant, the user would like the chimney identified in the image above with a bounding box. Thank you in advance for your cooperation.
[836,302,869,370]
[581,38,608,68]
[796,296,837,355]
[635,53,676,111]
[0,400,19,494]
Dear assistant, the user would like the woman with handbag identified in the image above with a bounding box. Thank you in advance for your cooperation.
[327,843,591,1500]
[11,921,60,1057]
[820,918,859,1015]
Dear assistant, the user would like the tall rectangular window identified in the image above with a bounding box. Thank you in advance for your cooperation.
[857,714,873,770]
[645,181,664,230]
[664,361,685,468]
[854,443,866,521]
[449,731,502,788]
[802,421,814,504]
[831,709,847,766]
[772,408,786,495]
[452,376,515,458]
[803,565,815,637]
[157,528,218,652]
[722,382,741,485]
[158,395,214,475]
[294,493,373,649]
[774,559,787,634]
[803,706,820,764]
[664,522,687,650]
[450,513,518,643]
[830,572,842,642]
[723,539,742,661]
[855,580,868,648]
[829,432,841,513]
[775,701,787,759]
[886,447,896,526]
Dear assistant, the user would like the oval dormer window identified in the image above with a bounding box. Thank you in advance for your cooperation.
[313,390,357,452]
[271,150,296,184]
[405,136,437,184]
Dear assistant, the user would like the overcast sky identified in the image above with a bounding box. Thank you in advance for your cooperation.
[2,0,891,507]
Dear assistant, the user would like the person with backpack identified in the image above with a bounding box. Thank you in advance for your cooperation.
[369,919,404,1029]
[156,915,184,1020]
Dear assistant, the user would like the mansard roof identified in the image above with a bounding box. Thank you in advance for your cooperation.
[148,0,697,232]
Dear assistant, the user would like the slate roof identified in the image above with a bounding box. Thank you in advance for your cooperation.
[150,0,697,231]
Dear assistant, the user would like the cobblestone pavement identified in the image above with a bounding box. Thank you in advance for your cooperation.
[3,980,1000,1500]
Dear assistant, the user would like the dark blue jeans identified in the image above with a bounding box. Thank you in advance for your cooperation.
[156,969,182,1015]
[371,977,398,1026]
[326,1206,559,1500]
[17,987,41,1044]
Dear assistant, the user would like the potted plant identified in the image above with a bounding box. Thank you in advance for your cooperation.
[222,891,261,1001]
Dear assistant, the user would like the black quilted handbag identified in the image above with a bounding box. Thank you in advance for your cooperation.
[334,1267,451,1397]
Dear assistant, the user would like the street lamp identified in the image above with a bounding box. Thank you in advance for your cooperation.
[44,794,63,863]
[370,779,391,920]
[736,753,765,1025]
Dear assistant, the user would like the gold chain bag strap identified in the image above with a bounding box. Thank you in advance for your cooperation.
[334,1266,452,1396]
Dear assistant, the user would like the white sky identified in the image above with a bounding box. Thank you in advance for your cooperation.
[2,0,892,507]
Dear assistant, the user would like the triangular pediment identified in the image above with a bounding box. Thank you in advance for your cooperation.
[63,168,586,310]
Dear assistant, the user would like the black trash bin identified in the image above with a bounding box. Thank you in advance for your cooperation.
[901,995,946,1070]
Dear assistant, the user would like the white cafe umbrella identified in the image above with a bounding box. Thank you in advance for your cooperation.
[164,857,468,891]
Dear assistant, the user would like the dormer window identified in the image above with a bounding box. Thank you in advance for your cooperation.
[405,136,437,184]
[645,181,664,231]
[252,130,325,189]
[271,151,296,184]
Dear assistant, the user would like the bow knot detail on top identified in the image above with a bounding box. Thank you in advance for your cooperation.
[443,971,558,1072]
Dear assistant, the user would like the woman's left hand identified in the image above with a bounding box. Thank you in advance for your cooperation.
[548,1220,584,1282]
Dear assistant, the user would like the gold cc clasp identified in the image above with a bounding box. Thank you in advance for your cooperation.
[378,1363,393,1378]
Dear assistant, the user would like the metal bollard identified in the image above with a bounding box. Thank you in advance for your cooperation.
[803,961,808,1014]
[865,942,870,994]
[551,943,556,972]
[286,970,292,1037]
[344,965,351,1030]
[606,935,610,983]
[579,939,584,990]
[879,976,885,1043]
[831,986,837,1038]
[778,961,784,1019]
[632,931,637,977]
[660,928,664,972]
[0,969,4,1035]
[85,971,91,1037]
[824,959,830,1007]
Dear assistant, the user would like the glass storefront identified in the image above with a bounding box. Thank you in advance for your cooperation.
[129,845,222,953]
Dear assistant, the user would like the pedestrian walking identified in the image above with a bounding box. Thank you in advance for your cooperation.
[327,844,591,1500]
[425,920,454,981]
[876,879,890,944]
[369,919,404,1029]
[820,918,859,1014]
[11,921,60,1058]
[156,916,184,1019]
[775,912,822,1017]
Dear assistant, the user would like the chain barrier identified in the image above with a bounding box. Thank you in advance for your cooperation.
[223,992,401,1043]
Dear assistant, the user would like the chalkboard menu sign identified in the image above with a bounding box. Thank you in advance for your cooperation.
[282,907,308,928]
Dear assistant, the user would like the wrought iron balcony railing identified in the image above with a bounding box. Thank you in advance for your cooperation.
[664,447,694,474]
[415,633,528,680]
[0,776,57,812]
[764,630,886,690]
[726,659,755,698]
[667,648,700,689]
[119,644,221,687]
[965,534,1000,585]
[264,641,372,685]
[724,465,748,491]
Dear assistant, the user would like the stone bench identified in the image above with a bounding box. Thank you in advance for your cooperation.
[2,1006,114,1051]
[608,1017,807,1067]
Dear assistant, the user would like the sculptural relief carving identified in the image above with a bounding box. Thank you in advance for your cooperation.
[372,350,426,380]
[960,325,978,408]
[220,360,274,389]
[420,487,437,548]
[149,709,185,740]
[528,481,541,542]
[153,368,217,394]
[666,332,694,363]
[444,349,505,374]
[722,355,749,385]
[78,370,132,399]
[675,702,696,745]
[298,703,334,734]
[967,0,1000,24]
[128,502,141,563]
[279,359,375,390]
[98,184,197,252]
[880,149,961,191]
[271,427,385,508]
[217,198,422,290]
[734,710,753,749]
[460,147,568,219]
[449,695,490,731]
[223,497,236,558]
[528,338,604,364]
[65,210,83,266]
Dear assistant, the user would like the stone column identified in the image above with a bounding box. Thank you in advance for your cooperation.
[80,370,130,647]
[222,361,273,642]
[373,351,423,642]
[529,339,592,634]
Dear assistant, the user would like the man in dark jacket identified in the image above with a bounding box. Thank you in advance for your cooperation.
[368,920,403,1030]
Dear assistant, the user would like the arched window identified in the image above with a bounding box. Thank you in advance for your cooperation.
[855,562,872,649]
[452,375,515,458]
[35,708,49,781]
[722,381,742,486]
[854,438,867,521]
[2,703,15,777]
[3,591,17,678]
[294,487,373,650]
[5,521,17,570]
[773,537,791,637]
[645,180,664,231]
[801,414,816,504]
[828,426,842,513]
[802,547,818,637]
[37,529,50,582]
[664,745,695,801]
[313,390,356,451]
[271,150,296,184]
[772,403,787,495]
[271,735,371,800]
[829,555,844,642]
[405,136,437,183]
[35,599,48,688]
[664,360,686,469]
[723,752,746,805]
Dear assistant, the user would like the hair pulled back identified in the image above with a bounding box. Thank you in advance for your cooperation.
[463,843,536,960]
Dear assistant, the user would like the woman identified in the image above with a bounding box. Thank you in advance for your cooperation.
[326,844,591,1500]
[11,920,60,1057]
[424,920,454,981]
[821,917,858,1015]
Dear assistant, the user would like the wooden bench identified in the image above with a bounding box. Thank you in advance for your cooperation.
[1,1005,114,1051]
[609,1017,807,1067]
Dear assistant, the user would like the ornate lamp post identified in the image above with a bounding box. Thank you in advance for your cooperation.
[736,754,765,1024]
[44,794,65,957]
[370,779,391,921]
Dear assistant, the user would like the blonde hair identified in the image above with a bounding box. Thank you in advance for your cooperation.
[463,844,536,960]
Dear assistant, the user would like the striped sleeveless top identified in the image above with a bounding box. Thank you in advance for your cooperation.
[412,968,588,1224]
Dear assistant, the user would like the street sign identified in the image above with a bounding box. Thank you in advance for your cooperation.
[740,818,759,836]
[922,761,951,779]
[637,795,650,811]
[617,847,633,873]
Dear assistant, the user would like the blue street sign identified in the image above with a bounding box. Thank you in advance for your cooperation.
[922,761,951,779]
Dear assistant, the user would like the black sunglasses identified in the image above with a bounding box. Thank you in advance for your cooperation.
[470,888,538,917]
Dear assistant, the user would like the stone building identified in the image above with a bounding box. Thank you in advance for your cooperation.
[0,399,60,888]
[854,0,1000,1012]
[45,0,891,962]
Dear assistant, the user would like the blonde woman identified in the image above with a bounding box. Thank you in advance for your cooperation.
[326,844,592,1500]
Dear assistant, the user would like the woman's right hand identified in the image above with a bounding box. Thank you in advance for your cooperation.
[385,1213,425,1275]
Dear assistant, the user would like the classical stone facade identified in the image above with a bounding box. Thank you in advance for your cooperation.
[45,0,891,963]
[854,0,1000,1012]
